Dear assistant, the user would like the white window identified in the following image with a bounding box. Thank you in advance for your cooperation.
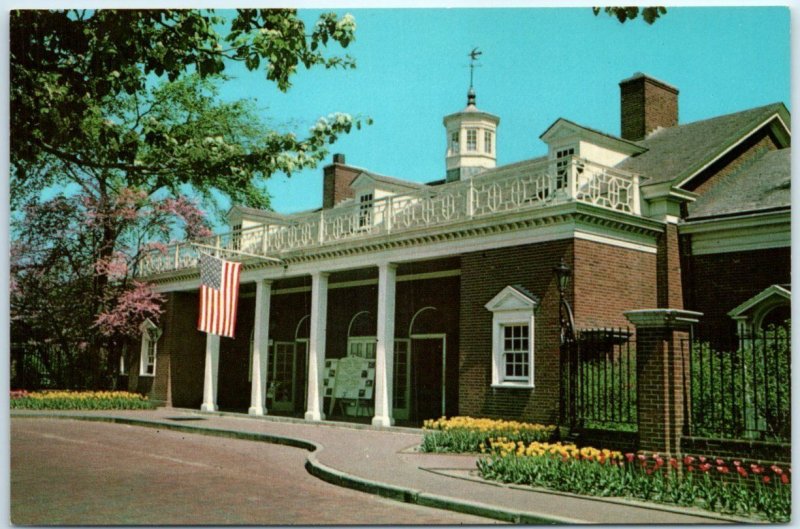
[139,319,161,377]
[358,193,373,228]
[555,147,575,189]
[120,354,127,375]
[501,324,530,381]
[466,129,478,151]
[485,286,538,388]
[231,223,242,250]
[484,130,493,154]
[449,131,460,154]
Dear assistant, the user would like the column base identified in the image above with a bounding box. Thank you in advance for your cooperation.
[248,406,267,416]
[200,403,217,412]
[304,410,325,421]
[371,415,395,427]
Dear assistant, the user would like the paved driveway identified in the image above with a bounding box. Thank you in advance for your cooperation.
[11,418,496,525]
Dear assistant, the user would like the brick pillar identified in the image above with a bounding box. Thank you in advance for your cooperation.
[656,223,684,309]
[625,309,702,455]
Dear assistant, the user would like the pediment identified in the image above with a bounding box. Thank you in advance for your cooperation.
[728,284,791,319]
[485,285,539,312]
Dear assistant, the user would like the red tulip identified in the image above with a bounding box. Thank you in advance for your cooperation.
[687,465,695,473]
[625,453,635,463]
[699,463,712,473]
[763,476,772,484]
[716,466,729,474]
[751,464,763,474]
[669,458,679,469]
[771,465,783,475]
[715,458,725,466]
[733,460,741,467]
[781,474,789,485]
[698,456,707,463]
[736,467,748,478]
[683,455,695,466]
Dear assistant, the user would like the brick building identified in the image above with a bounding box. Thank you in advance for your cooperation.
[130,73,791,428]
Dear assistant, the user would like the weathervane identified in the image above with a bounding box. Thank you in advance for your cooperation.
[468,47,482,90]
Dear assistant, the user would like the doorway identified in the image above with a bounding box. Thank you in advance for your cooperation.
[411,334,446,422]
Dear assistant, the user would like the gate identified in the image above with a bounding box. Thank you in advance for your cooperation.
[561,327,637,432]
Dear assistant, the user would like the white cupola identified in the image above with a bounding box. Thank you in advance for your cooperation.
[443,86,500,182]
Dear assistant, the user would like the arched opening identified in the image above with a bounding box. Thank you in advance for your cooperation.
[268,314,310,416]
[404,306,449,423]
[757,304,790,331]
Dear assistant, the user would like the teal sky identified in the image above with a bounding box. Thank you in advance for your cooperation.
[215,6,790,215]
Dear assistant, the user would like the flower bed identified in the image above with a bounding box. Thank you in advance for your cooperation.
[477,439,790,522]
[10,390,154,410]
[420,416,557,453]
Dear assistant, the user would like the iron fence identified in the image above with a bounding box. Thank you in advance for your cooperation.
[684,325,791,442]
[562,327,638,432]
[10,342,105,390]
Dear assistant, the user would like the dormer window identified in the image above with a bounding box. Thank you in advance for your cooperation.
[358,193,374,228]
[484,130,493,154]
[449,131,460,154]
[466,129,478,152]
[231,223,242,250]
[555,147,576,189]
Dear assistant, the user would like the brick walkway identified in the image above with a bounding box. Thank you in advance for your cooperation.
[12,408,737,524]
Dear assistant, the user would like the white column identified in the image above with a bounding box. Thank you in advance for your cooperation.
[201,334,220,412]
[305,272,329,421]
[249,279,272,416]
[372,262,397,427]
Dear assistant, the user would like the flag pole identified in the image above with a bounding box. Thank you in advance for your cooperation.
[189,242,283,263]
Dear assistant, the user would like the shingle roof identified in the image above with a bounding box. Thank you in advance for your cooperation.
[360,171,426,190]
[618,102,789,186]
[687,148,790,219]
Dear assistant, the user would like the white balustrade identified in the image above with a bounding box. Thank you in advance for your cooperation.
[138,157,642,276]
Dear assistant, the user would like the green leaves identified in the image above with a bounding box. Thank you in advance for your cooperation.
[12,9,360,176]
[592,6,667,25]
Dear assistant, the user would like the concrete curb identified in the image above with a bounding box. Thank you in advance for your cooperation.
[13,412,577,524]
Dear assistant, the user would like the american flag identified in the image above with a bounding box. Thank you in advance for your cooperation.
[198,253,242,338]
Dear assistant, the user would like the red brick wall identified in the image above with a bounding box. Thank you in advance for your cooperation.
[459,240,572,424]
[683,246,790,347]
[620,76,678,141]
[636,326,690,455]
[573,238,658,328]
[685,128,781,197]
[164,291,206,408]
[323,163,360,209]
[656,224,684,309]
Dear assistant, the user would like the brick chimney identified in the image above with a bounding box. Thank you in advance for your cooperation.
[322,153,359,209]
[620,73,679,141]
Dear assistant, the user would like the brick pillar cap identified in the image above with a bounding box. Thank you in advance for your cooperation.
[624,308,702,329]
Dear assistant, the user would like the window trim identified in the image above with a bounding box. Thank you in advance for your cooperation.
[466,128,478,152]
[139,319,161,377]
[485,286,538,389]
[491,312,535,388]
[449,130,460,155]
[484,129,493,154]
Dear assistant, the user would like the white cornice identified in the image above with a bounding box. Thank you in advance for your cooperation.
[680,209,790,255]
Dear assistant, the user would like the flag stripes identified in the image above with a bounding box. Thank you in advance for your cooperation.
[198,254,242,338]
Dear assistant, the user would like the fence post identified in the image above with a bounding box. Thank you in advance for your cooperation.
[625,308,702,456]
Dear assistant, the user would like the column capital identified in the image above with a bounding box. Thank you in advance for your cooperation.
[624,309,702,330]
[378,261,399,271]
